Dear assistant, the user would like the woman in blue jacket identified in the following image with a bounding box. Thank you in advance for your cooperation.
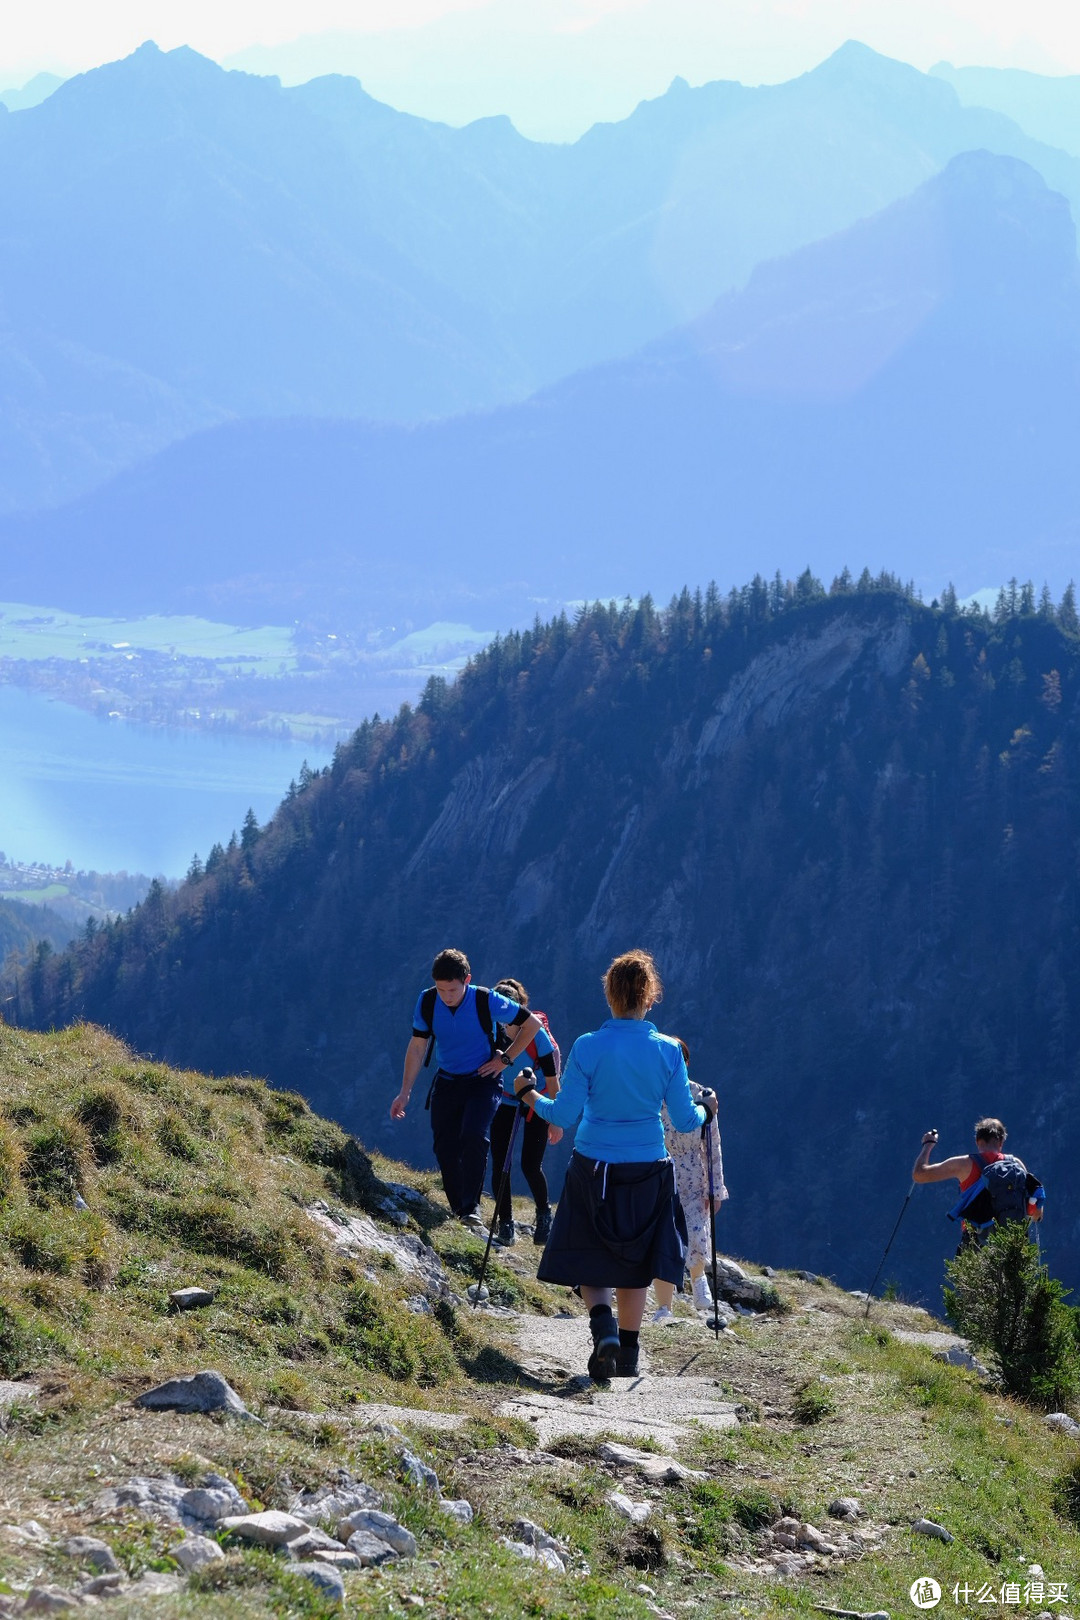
[514,948,715,1382]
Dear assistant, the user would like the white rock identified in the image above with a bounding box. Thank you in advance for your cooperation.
[181,1487,243,1524]
[289,1563,346,1605]
[134,1370,250,1417]
[345,1529,400,1566]
[827,1497,861,1520]
[286,1528,345,1558]
[597,1441,706,1483]
[438,1499,474,1524]
[22,1589,81,1614]
[173,1535,226,1572]
[935,1346,991,1376]
[400,1449,440,1492]
[220,1510,312,1547]
[608,1492,652,1525]
[62,1536,119,1572]
[913,1517,953,1543]
[79,1573,125,1597]
[1044,1412,1080,1437]
[338,1508,416,1557]
[289,1482,381,1524]
[309,1550,363,1570]
[169,1287,215,1311]
[3,1520,51,1544]
[500,1537,565,1573]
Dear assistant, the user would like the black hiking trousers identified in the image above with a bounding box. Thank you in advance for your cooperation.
[430,1071,502,1216]
[489,1104,550,1222]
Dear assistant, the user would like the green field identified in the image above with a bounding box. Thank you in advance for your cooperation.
[0,601,296,664]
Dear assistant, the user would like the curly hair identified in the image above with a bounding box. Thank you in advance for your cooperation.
[603,949,663,1019]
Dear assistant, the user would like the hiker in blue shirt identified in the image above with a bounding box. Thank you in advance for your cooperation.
[489,977,563,1249]
[514,947,716,1382]
[391,947,541,1230]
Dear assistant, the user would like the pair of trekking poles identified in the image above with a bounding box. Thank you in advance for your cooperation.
[472,1091,725,1336]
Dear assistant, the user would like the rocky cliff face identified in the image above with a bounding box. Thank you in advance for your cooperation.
[17,586,1080,1305]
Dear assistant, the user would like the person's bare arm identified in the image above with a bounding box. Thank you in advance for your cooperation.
[478,1012,542,1077]
[391,1035,428,1119]
[912,1129,973,1184]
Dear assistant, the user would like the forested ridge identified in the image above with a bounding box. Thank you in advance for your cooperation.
[11,570,1080,1303]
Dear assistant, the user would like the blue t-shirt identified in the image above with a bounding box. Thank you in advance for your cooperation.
[530,1018,705,1163]
[412,984,524,1076]
[498,1022,557,1107]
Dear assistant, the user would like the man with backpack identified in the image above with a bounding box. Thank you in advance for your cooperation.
[912,1117,1045,1250]
[390,948,542,1231]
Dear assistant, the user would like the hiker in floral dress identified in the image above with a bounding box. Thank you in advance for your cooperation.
[651,1037,727,1320]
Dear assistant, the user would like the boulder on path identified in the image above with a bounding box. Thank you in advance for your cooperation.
[134,1369,250,1418]
[220,1510,312,1547]
[597,1441,706,1484]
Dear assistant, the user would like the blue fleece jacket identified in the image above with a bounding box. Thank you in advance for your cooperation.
[529,1018,705,1163]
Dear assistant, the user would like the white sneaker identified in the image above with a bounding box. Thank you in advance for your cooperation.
[651,1306,675,1324]
[693,1274,715,1312]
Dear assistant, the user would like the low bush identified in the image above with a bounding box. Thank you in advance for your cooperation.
[76,1084,139,1165]
[0,1300,42,1377]
[0,1118,25,1205]
[792,1377,836,1424]
[22,1118,92,1203]
[336,1281,456,1385]
[945,1223,1080,1408]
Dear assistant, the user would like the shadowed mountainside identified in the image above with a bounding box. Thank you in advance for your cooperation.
[13,581,1080,1307]
[5,150,1079,628]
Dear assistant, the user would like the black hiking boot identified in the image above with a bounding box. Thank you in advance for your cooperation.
[495,1219,516,1246]
[587,1307,620,1383]
[533,1207,552,1245]
[614,1328,640,1377]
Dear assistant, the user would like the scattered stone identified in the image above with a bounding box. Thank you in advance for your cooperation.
[173,1535,225,1572]
[815,1608,891,1619]
[286,1528,345,1559]
[827,1497,861,1521]
[181,1485,246,1524]
[289,1477,382,1525]
[913,1517,953,1543]
[608,1492,652,1525]
[134,1369,250,1418]
[345,1529,401,1566]
[289,1563,346,1605]
[93,1472,250,1530]
[501,1537,565,1573]
[309,1550,362,1571]
[762,1266,777,1278]
[3,1520,51,1544]
[220,1510,312,1547]
[306,1202,454,1298]
[400,1449,440,1492]
[21,1589,80,1614]
[798,1523,832,1552]
[1044,1412,1080,1437]
[0,1381,41,1414]
[169,1287,215,1311]
[796,1270,820,1284]
[511,1518,569,1557]
[934,1346,991,1376]
[62,1535,119,1572]
[124,1570,185,1599]
[404,1296,432,1315]
[79,1573,125,1596]
[597,1441,706,1484]
[438,1499,474,1524]
[338,1509,416,1557]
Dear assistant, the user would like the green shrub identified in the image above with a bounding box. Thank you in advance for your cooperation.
[337,1282,455,1385]
[944,1223,1080,1408]
[22,1118,92,1203]
[1052,1459,1080,1529]
[792,1377,836,1424]
[6,1207,114,1286]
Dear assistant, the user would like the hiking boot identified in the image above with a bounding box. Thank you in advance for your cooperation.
[533,1206,553,1245]
[614,1344,640,1377]
[650,1305,675,1325]
[586,1308,620,1383]
[693,1274,715,1313]
[495,1219,516,1246]
[459,1208,486,1234]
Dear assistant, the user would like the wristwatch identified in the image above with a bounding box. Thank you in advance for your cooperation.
[499,1052,512,1067]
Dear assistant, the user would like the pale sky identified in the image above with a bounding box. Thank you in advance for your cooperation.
[5,0,1080,141]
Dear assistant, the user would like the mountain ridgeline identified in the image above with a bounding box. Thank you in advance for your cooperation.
[13,576,1080,1306]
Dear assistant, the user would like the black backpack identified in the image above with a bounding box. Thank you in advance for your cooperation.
[949,1153,1034,1229]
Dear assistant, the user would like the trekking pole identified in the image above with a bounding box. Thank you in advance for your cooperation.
[471,1099,525,1309]
[863,1183,916,1317]
[703,1108,721,1341]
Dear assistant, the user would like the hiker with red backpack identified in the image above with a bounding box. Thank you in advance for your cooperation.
[390,948,542,1231]
[912,1117,1045,1251]
[489,978,563,1247]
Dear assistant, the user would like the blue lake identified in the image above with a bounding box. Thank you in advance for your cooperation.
[0,686,333,875]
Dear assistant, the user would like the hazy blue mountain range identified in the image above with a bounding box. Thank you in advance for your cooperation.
[17,583,1080,1305]
[2,39,1080,512]
[0,72,64,112]
[932,63,1080,160]
[6,149,1079,629]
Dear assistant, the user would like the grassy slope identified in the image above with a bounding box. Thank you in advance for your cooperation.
[1,1020,1078,1619]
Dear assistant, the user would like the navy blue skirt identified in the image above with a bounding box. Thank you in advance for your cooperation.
[536,1153,687,1289]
